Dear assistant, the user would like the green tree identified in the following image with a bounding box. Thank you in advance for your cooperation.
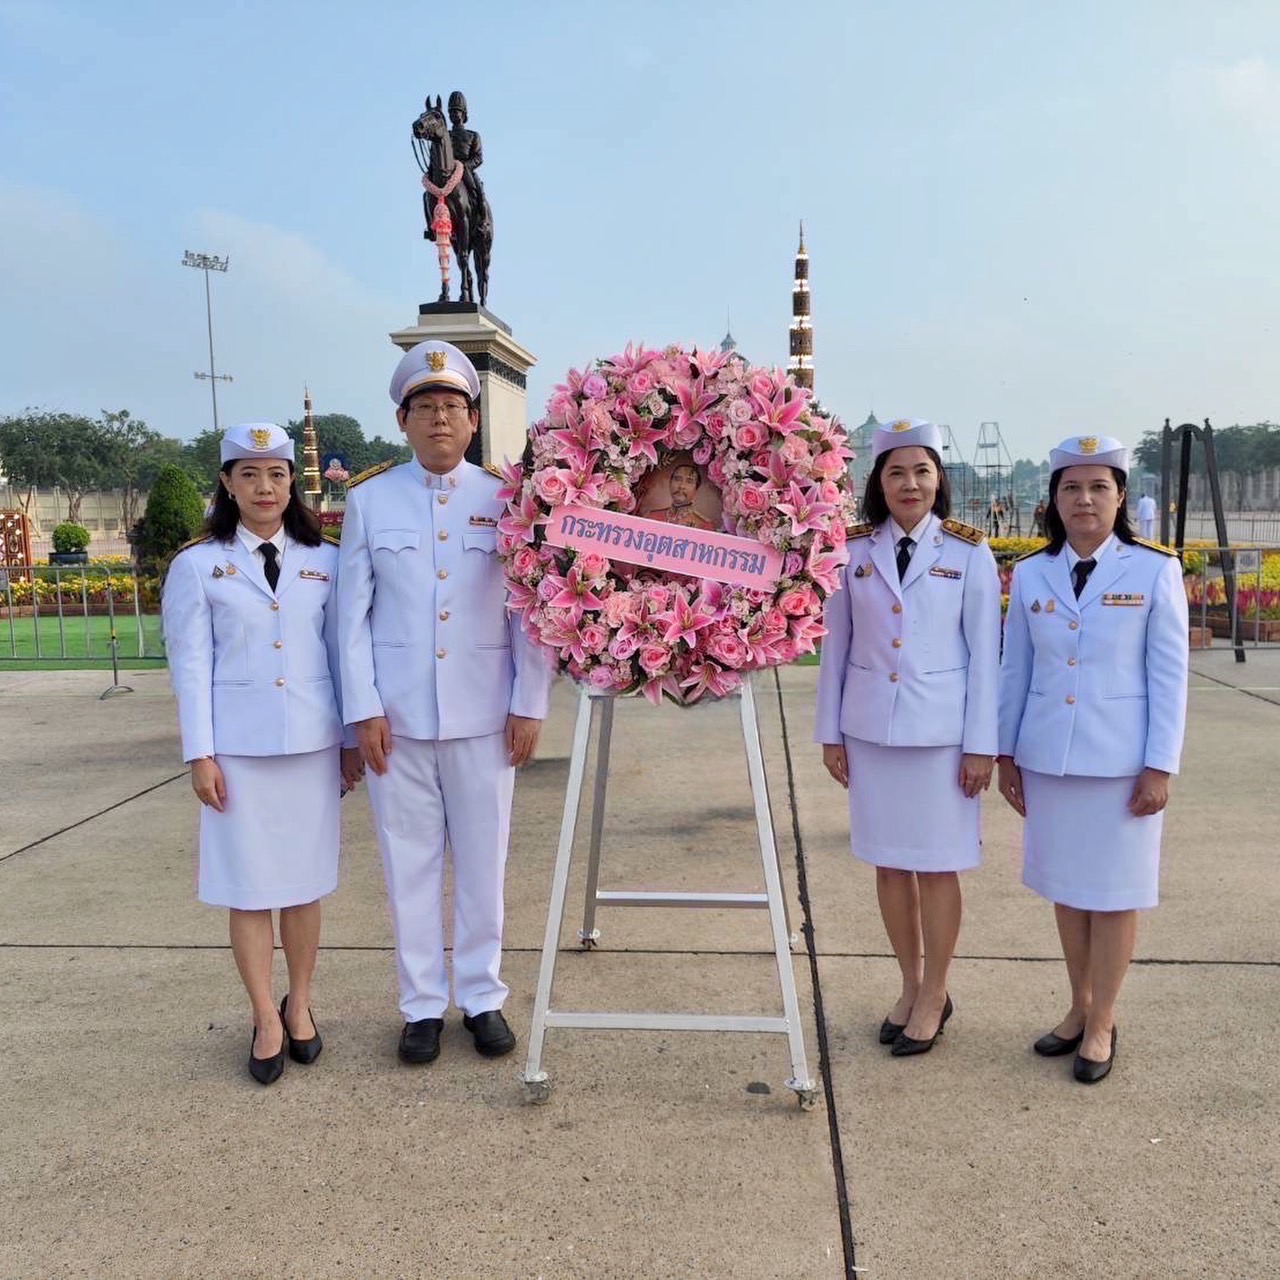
[362,435,412,469]
[50,414,107,522]
[96,409,186,530]
[0,409,62,514]
[131,463,205,575]
[180,428,225,492]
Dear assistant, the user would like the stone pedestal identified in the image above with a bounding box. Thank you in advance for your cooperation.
[389,303,537,468]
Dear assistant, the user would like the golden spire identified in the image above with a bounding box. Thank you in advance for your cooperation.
[302,385,322,504]
[788,220,813,391]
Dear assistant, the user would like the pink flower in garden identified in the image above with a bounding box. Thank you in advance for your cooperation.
[644,392,668,419]
[690,346,733,379]
[752,383,809,435]
[775,480,837,537]
[704,412,728,440]
[763,607,788,635]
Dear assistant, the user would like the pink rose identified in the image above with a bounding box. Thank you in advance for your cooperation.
[587,665,616,690]
[738,485,768,515]
[512,546,540,577]
[692,440,713,465]
[779,587,815,616]
[707,631,749,668]
[608,633,639,661]
[645,392,667,418]
[735,422,767,450]
[727,397,753,425]
[707,459,728,486]
[644,584,671,611]
[704,412,728,440]
[628,370,655,399]
[783,552,804,577]
[534,469,569,505]
[811,448,845,479]
[780,436,810,467]
[582,372,608,400]
[579,551,609,580]
[581,622,609,653]
[749,371,775,398]
[763,607,788,634]
[639,644,669,676]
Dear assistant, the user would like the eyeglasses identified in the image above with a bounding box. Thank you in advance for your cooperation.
[407,400,470,420]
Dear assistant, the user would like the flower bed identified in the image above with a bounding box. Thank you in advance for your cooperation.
[497,344,855,704]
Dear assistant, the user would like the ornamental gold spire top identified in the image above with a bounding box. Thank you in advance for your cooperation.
[788,220,813,391]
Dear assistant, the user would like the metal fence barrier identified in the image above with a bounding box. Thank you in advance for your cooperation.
[0,562,164,663]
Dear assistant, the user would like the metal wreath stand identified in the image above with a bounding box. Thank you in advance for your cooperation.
[520,676,819,1110]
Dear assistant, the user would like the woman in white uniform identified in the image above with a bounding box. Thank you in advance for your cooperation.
[162,422,362,1085]
[998,435,1188,1083]
[816,419,1002,1056]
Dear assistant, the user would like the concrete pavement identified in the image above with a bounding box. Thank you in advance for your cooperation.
[0,652,1276,1278]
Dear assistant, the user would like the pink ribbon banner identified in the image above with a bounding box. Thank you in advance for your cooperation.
[544,504,783,590]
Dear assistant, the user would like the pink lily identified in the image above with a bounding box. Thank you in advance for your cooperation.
[679,662,742,703]
[620,406,666,467]
[689,346,733,379]
[775,480,837,538]
[751,383,810,435]
[497,488,543,545]
[641,671,686,707]
[546,563,606,613]
[656,591,718,648]
[492,457,525,502]
[670,376,718,438]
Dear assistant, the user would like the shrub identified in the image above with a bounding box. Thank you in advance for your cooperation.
[52,522,90,554]
[131,464,206,576]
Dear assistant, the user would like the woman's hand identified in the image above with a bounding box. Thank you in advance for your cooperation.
[822,744,849,789]
[1129,767,1171,816]
[191,757,226,812]
[959,753,995,798]
[997,756,1025,816]
[340,747,365,791]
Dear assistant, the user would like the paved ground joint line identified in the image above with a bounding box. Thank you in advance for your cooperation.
[0,772,190,864]
[771,668,859,1280]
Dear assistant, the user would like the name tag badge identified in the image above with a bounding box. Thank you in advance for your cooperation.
[469,515,498,528]
[929,566,962,580]
[1102,593,1144,606]
[299,569,330,582]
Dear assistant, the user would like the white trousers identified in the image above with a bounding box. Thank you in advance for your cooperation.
[366,732,514,1020]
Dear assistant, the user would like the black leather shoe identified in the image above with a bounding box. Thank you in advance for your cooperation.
[878,1017,906,1045]
[248,1025,285,1086]
[891,994,954,1057]
[398,1018,443,1064]
[1073,1027,1117,1084]
[1034,1027,1085,1057]
[281,994,322,1065]
[463,1009,517,1058]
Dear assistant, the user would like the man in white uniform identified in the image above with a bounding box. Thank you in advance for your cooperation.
[339,340,551,1063]
[1136,492,1158,541]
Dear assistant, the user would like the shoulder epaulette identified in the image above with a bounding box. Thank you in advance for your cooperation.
[941,518,985,546]
[320,528,341,546]
[173,533,213,555]
[1016,545,1047,562]
[847,522,874,539]
[482,462,504,480]
[346,459,396,489]
[1133,536,1176,556]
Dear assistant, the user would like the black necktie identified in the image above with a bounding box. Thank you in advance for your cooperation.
[260,541,280,592]
[896,536,914,582]
[1072,557,1095,599]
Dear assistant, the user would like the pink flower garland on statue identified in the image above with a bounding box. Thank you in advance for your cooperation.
[497,344,856,706]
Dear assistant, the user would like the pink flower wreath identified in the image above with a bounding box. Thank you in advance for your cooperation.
[495,343,856,706]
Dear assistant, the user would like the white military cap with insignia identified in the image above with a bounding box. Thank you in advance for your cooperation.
[1049,434,1129,476]
[390,339,481,404]
[872,417,943,462]
[220,421,295,463]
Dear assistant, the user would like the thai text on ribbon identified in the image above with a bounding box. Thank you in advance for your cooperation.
[544,504,783,589]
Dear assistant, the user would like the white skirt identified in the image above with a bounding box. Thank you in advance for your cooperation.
[198,747,341,910]
[1021,770,1162,911]
[845,738,981,872]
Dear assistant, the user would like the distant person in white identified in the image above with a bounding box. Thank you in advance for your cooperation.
[1137,492,1158,541]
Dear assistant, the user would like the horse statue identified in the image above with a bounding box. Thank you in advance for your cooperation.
[412,95,494,307]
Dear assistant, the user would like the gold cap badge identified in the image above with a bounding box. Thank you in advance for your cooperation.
[891,419,912,432]
[1078,436,1099,455]
[250,428,272,450]
[428,350,448,372]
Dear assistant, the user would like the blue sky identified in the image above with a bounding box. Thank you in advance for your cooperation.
[1,0,1277,464]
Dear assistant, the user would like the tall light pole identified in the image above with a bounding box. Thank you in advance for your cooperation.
[181,250,232,433]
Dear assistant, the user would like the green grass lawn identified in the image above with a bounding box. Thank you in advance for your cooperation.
[0,612,166,669]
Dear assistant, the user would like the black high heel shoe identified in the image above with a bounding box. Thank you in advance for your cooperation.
[891,994,954,1057]
[280,994,323,1065]
[248,1023,285,1086]
[878,1016,906,1045]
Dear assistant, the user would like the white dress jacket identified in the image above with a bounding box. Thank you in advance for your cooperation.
[815,514,1002,753]
[162,534,345,762]
[998,539,1189,777]
[338,458,551,740]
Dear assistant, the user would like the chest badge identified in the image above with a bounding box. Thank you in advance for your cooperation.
[224,563,237,576]
[211,565,224,579]
[299,568,330,582]
[468,515,498,528]
[1102,593,1144,606]
[1030,599,1041,613]
[853,564,868,578]
[1044,599,1056,614]
[929,566,962,580]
